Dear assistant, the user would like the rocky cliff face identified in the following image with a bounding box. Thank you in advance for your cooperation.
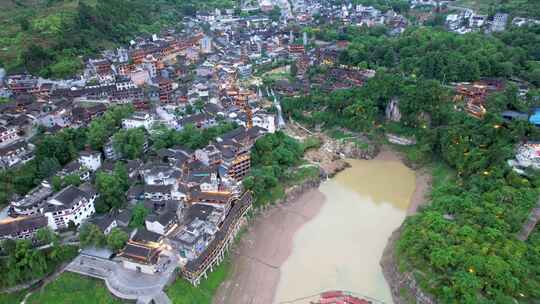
[275,178,322,205]
[386,97,402,122]
[381,227,437,304]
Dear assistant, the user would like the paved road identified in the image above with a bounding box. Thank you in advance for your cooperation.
[0,206,11,221]
[67,253,179,303]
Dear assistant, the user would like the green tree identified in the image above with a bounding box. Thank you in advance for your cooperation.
[37,157,61,180]
[94,163,128,212]
[79,224,106,248]
[113,127,146,159]
[106,228,128,252]
[130,202,149,228]
[5,240,47,285]
[36,228,56,245]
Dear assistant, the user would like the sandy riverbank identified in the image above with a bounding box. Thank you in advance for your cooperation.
[214,189,326,304]
[214,148,432,304]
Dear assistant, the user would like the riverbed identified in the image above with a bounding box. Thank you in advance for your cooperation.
[214,151,419,304]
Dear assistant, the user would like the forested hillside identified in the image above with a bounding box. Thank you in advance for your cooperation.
[283,24,540,303]
[337,26,540,86]
[0,0,234,79]
[453,0,540,18]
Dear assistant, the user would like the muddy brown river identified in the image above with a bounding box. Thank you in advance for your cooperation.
[274,159,416,303]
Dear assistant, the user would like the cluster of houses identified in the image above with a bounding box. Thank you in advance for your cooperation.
[0,5,324,287]
[445,9,539,34]
[0,123,265,282]
[0,0,391,172]
[8,0,537,291]
[316,2,409,35]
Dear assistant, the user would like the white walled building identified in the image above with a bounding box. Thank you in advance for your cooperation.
[122,112,155,131]
[0,126,20,146]
[78,151,102,172]
[140,164,181,186]
[253,113,277,133]
[129,68,151,86]
[200,36,213,54]
[42,184,97,230]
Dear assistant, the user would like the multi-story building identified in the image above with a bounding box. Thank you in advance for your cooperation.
[173,204,225,262]
[491,13,509,32]
[0,216,48,241]
[140,163,181,185]
[0,125,20,146]
[122,112,155,131]
[195,145,222,166]
[0,140,35,170]
[252,112,277,133]
[104,139,121,160]
[42,184,97,230]
[9,182,53,217]
[158,77,173,104]
[78,151,102,172]
[200,36,213,54]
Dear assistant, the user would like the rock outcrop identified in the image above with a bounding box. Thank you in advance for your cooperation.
[381,227,437,304]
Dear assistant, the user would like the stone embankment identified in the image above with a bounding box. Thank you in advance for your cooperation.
[303,131,379,177]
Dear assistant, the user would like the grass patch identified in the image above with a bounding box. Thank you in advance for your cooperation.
[166,258,231,304]
[0,289,27,303]
[301,136,322,152]
[326,128,369,150]
[26,272,124,304]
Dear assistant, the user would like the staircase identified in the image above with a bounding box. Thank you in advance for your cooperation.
[517,198,540,241]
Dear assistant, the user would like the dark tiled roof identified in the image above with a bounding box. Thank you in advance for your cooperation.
[132,228,162,243]
[144,184,172,194]
[0,140,29,155]
[91,215,116,232]
[120,242,160,265]
[190,191,232,204]
[50,185,86,206]
[0,216,48,237]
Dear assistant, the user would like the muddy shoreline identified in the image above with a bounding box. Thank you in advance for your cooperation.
[378,146,435,304]
[214,145,431,304]
[214,181,325,304]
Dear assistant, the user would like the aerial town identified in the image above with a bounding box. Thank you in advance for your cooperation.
[0,0,539,303]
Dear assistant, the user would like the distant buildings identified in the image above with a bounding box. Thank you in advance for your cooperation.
[122,112,155,131]
[491,13,509,32]
[200,36,213,54]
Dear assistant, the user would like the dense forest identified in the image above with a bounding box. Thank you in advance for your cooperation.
[453,0,540,19]
[335,25,540,85]
[283,68,540,302]
[0,0,235,78]
[283,22,540,302]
